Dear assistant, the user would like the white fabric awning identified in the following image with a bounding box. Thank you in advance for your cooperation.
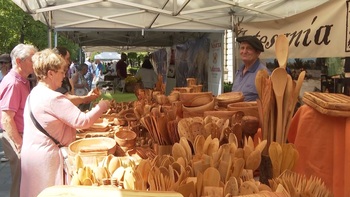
[11,0,329,50]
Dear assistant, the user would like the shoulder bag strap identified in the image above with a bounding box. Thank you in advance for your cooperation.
[28,96,63,148]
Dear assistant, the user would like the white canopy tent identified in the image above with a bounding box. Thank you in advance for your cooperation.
[10,0,330,52]
[94,52,121,60]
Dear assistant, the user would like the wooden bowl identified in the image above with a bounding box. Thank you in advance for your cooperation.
[68,137,117,157]
[227,101,259,118]
[203,110,237,120]
[173,87,193,93]
[167,94,179,103]
[216,92,244,107]
[190,85,203,93]
[182,98,215,117]
[156,94,169,105]
[186,78,197,86]
[114,129,137,150]
[179,92,213,107]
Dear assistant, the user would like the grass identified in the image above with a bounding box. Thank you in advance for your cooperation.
[100,91,137,102]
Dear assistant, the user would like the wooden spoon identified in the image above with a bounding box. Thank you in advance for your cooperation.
[271,68,288,143]
[280,143,295,173]
[203,167,221,187]
[282,75,293,142]
[275,34,289,69]
[284,71,306,142]
[269,142,283,178]
[255,69,269,99]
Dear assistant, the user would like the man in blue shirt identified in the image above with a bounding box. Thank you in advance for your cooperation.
[232,35,270,101]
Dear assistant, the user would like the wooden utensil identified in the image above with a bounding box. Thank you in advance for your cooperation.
[284,70,305,142]
[282,75,293,142]
[269,142,282,178]
[275,34,289,69]
[271,68,288,143]
[255,69,268,99]
[261,77,272,154]
[280,143,296,173]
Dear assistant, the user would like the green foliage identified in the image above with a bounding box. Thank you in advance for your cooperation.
[128,67,139,75]
[90,51,100,61]
[100,92,137,102]
[223,81,233,93]
[125,76,141,85]
[0,0,79,60]
[126,52,149,67]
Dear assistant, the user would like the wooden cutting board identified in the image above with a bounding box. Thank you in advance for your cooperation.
[303,97,350,117]
[303,92,350,111]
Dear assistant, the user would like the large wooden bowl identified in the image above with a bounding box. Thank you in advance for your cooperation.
[227,101,259,118]
[114,129,137,151]
[182,98,215,117]
[179,92,213,107]
[68,137,117,157]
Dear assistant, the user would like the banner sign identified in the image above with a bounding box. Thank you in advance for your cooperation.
[239,0,348,59]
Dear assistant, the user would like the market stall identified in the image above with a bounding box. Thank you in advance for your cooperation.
[39,73,334,197]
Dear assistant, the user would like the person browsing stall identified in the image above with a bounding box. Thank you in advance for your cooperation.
[232,35,270,101]
[0,44,38,197]
[135,56,157,89]
[20,49,110,197]
[53,47,100,107]
[0,53,12,82]
[71,63,91,111]
[116,53,128,79]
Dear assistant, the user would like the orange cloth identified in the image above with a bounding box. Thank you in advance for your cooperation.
[287,105,350,197]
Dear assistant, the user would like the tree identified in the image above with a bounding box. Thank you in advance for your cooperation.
[0,0,79,60]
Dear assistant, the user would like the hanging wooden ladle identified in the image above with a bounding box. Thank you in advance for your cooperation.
[275,34,289,69]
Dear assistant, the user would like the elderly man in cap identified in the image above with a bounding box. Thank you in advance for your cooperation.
[232,35,270,101]
[0,53,12,82]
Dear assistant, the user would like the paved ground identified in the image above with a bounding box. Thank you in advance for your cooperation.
[0,131,11,197]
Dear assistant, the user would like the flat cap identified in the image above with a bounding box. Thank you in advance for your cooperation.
[236,36,264,52]
[0,54,11,63]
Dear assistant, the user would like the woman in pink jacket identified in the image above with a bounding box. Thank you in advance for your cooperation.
[20,49,110,197]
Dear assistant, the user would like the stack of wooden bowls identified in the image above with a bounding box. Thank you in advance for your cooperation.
[179,92,215,117]
[216,92,244,107]
[227,101,259,118]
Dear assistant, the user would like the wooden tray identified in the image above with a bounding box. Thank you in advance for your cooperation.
[303,92,350,111]
[303,97,350,117]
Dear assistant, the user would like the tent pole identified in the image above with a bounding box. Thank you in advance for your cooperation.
[54,31,58,48]
[231,15,237,84]
[48,11,52,48]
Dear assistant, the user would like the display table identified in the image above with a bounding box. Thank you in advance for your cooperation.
[38,185,183,197]
[288,105,350,197]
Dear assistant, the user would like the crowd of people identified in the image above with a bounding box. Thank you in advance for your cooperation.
[0,44,112,197]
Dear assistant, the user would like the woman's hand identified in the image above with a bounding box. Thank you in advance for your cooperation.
[98,99,111,112]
